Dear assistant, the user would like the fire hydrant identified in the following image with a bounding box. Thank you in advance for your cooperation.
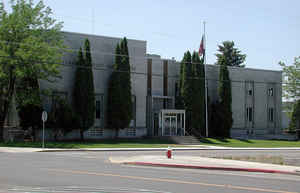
[166,146,172,159]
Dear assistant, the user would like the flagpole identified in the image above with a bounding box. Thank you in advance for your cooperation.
[204,21,209,138]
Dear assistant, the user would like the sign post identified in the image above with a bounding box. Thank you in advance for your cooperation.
[41,111,48,148]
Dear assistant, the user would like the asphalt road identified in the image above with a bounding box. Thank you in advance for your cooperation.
[1,150,300,193]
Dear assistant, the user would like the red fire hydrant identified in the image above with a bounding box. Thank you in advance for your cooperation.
[166,146,172,159]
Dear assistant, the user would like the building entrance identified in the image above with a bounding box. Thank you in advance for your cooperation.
[159,109,185,136]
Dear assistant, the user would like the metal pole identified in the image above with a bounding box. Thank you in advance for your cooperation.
[42,121,45,148]
[204,21,209,138]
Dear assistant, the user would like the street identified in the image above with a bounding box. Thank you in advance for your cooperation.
[0,150,300,193]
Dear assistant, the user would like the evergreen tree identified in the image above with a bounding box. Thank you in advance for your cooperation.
[107,38,132,137]
[216,41,246,67]
[83,39,96,133]
[175,53,186,109]
[107,44,123,132]
[181,51,193,130]
[191,52,206,135]
[218,63,233,137]
[72,39,95,141]
[119,38,133,132]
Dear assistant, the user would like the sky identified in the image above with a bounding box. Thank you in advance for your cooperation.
[3,0,300,70]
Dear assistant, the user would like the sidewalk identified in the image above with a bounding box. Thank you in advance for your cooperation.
[1,146,300,153]
[109,155,300,176]
[0,146,215,153]
[0,147,43,153]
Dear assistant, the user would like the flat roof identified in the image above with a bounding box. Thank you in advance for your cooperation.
[62,31,147,43]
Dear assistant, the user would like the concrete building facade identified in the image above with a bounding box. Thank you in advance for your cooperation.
[5,31,283,140]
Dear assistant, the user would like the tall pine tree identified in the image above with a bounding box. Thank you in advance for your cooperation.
[107,44,122,133]
[107,38,132,137]
[176,53,186,109]
[72,39,95,141]
[181,51,193,131]
[191,51,206,135]
[216,41,246,67]
[218,63,233,137]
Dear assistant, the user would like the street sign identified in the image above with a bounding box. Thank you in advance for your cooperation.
[42,111,48,122]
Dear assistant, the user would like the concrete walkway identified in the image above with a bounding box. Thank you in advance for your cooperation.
[0,147,43,153]
[1,146,300,153]
[109,155,300,176]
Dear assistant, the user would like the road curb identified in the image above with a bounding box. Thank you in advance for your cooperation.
[38,147,300,152]
[38,148,223,152]
[124,162,300,176]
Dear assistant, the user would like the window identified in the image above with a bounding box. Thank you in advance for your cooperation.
[246,81,254,96]
[248,89,252,96]
[268,108,274,122]
[95,100,101,119]
[175,82,179,97]
[94,94,104,127]
[268,88,274,96]
[246,107,253,122]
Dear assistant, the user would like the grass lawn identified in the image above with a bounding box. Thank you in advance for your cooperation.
[0,138,177,149]
[199,138,300,148]
[0,138,300,148]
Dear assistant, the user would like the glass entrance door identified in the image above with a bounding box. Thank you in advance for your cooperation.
[163,116,177,136]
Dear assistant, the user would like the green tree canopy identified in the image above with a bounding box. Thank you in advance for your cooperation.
[16,76,43,141]
[289,100,300,132]
[0,0,64,141]
[216,41,246,67]
[279,56,300,101]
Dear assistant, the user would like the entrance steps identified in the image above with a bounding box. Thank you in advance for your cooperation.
[155,135,202,144]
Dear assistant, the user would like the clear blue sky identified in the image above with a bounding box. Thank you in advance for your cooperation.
[5,0,300,70]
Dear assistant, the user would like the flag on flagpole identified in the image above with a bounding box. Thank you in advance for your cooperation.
[199,35,205,57]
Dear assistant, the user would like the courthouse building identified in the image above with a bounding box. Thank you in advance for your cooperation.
[5,31,283,139]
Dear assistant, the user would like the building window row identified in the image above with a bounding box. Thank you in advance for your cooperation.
[247,88,274,96]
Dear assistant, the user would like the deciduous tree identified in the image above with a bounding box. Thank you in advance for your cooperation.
[0,0,64,141]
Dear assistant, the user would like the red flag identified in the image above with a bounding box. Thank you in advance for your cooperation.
[199,35,205,57]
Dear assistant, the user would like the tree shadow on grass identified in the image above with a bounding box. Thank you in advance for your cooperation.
[237,139,253,143]
[199,138,217,144]
[215,138,230,143]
